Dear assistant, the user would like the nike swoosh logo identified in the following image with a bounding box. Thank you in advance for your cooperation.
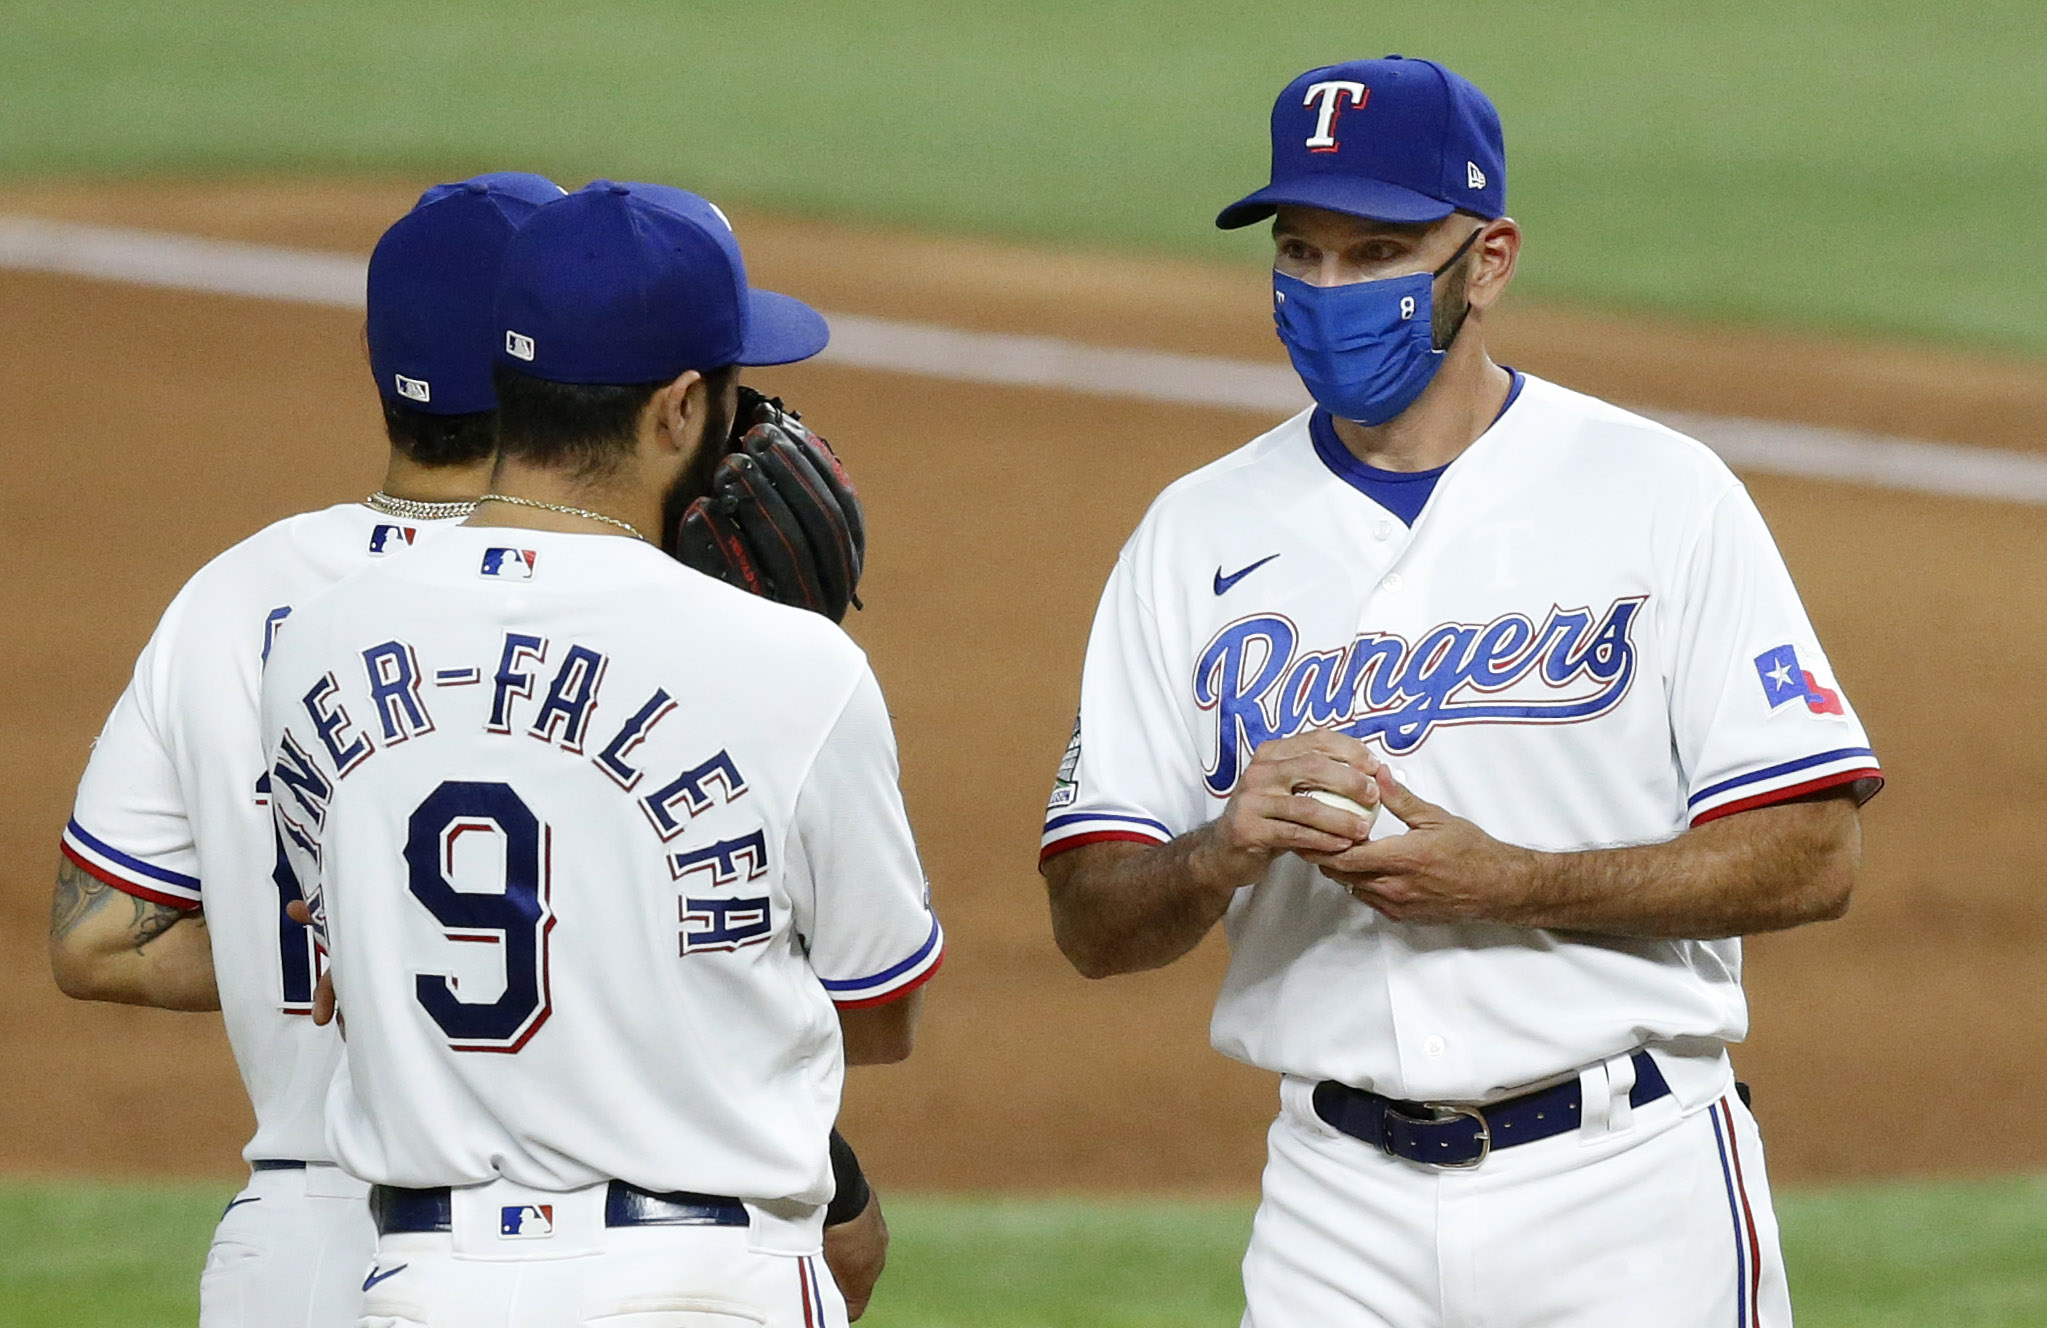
[1214,554,1281,596]
[363,1264,408,1292]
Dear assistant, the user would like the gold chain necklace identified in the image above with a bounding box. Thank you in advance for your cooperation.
[476,493,648,543]
[365,492,478,521]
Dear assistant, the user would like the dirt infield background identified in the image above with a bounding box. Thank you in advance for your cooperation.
[2,179,2042,1192]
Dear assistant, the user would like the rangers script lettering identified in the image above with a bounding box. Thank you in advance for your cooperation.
[1198,596,1644,791]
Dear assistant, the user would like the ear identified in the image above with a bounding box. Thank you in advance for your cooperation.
[1466,218,1521,312]
[649,369,708,458]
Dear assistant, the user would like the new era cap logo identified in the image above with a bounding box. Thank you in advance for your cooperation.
[481,547,536,579]
[500,1204,553,1238]
[1467,161,1487,189]
[505,330,536,361]
[393,373,431,403]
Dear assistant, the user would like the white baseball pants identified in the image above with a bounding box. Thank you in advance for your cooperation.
[355,1180,848,1328]
[1242,1075,1793,1327]
[200,1162,376,1328]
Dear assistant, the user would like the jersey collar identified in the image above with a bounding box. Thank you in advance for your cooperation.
[1309,368,1526,500]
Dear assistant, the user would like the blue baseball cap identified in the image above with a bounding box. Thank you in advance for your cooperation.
[366,172,566,414]
[493,180,829,384]
[1217,56,1506,229]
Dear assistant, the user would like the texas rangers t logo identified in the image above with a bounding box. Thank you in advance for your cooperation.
[1303,80,1368,152]
[1196,597,1646,792]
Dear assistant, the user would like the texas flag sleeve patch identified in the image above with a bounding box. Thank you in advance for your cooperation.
[1753,644,1844,715]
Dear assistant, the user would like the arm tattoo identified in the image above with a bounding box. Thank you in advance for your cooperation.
[51,857,198,951]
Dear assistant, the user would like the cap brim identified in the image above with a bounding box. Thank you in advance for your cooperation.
[1216,177,1455,229]
[736,290,830,366]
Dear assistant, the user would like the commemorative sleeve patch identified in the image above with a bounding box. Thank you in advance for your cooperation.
[1046,714,1082,811]
[1753,644,1843,715]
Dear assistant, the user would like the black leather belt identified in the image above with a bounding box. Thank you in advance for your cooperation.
[1312,1050,1672,1169]
[250,1159,308,1171]
[371,1182,749,1235]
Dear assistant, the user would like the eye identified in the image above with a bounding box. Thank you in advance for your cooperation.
[1277,239,1313,263]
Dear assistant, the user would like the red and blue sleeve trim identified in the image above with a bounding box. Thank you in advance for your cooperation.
[1038,810,1175,866]
[1043,811,1173,838]
[820,915,945,1009]
[60,818,202,908]
[1687,748,1882,827]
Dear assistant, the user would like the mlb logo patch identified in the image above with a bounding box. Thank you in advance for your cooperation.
[480,547,537,580]
[368,524,416,555]
[393,373,431,403]
[505,330,536,361]
[499,1204,554,1238]
[1754,644,1843,715]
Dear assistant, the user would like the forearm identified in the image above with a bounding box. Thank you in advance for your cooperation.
[1044,829,1244,978]
[1499,796,1861,939]
[49,857,220,1010]
[838,989,923,1065]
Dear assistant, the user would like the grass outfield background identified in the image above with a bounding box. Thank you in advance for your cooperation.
[5,1179,2046,1328]
[3,1,2045,356]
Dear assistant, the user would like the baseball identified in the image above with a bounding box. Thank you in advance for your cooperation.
[1301,787,1378,831]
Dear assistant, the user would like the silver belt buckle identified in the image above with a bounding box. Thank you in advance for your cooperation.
[1423,1103,1491,1170]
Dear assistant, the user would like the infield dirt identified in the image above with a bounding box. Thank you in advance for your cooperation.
[2,180,2042,1192]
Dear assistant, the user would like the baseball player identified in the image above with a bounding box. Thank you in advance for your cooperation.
[1041,57,1881,1326]
[261,179,941,1328]
[49,171,566,1328]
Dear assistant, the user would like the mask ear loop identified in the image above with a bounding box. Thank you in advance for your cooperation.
[1431,222,1489,277]
[1430,222,1490,350]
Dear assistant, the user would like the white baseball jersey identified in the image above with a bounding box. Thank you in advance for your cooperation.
[1044,373,1881,1105]
[260,526,942,1205]
[64,502,465,1163]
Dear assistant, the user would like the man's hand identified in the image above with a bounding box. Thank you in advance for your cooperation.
[1196,732,1382,890]
[1310,770,1862,939]
[1044,731,1382,978]
[284,899,340,1031]
[1307,768,1536,924]
[822,1188,888,1321]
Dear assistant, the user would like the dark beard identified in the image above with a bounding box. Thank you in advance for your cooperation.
[658,389,736,551]
[1431,254,1473,352]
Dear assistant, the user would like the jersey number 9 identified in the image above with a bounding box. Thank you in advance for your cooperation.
[404,781,555,1053]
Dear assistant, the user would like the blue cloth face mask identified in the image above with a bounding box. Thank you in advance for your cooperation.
[1273,225,1484,427]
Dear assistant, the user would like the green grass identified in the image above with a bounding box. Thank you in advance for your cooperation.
[2,2,2044,355]
[4,1176,2046,1326]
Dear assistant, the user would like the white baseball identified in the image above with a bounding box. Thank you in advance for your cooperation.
[1301,787,1378,830]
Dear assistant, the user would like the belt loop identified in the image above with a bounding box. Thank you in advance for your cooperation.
[1579,1052,1638,1141]
[1576,1062,1609,1139]
[1607,1052,1638,1133]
